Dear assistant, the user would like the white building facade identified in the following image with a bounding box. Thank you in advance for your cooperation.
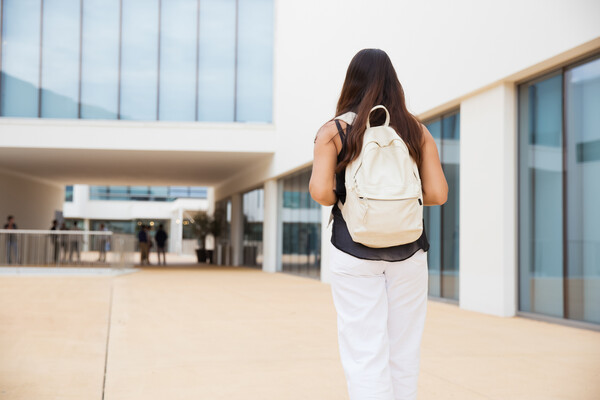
[0,0,599,326]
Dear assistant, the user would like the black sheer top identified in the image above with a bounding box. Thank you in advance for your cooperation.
[331,119,430,261]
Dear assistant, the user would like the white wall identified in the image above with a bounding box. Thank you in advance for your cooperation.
[0,169,64,229]
[216,0,600,198]
[460,83,517,317]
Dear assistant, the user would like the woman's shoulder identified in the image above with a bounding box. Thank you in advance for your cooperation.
[315,120,343,144]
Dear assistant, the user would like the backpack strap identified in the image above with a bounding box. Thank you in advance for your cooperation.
[334,119,347,143]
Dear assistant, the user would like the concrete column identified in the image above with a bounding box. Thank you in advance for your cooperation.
[83,219,90,251]
[262,179,279,273]
[460,83,517,317]
[320,205,333,283]
[230,193,244,266]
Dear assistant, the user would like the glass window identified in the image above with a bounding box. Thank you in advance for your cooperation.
[80,0,119,119]
[169,186,189,198]
[120,0,159,120]
[279,169,321,279]
[424,119,442,297]
[519,74,564,318]
[197,0,235,122]
[0,0,42,117]
[108,185,129,200]
[242,188,264,267]
[40,0,80,118]
[441,113,460,300]
[158,0,197,121]
[236,0,274,123]
[129,186,149,200]
[189,187,207,198]
[150,186,169,201]
[65,185,74,202]
[90,186,109,200]
[424,113,459,300]
[565,58,600,324]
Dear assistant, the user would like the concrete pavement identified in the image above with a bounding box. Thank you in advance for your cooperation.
[1,266,599,399]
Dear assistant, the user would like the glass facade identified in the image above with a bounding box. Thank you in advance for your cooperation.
[214,198,232,265]
[424,112,460,300]
[80,0,120,119]
[519,56,600,324]
[89,185,207,201]
[242,188,263,267]
[0,0,273,122]
[279,169,321,279]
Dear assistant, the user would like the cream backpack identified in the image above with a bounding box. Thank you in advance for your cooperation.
[337,105,423,248]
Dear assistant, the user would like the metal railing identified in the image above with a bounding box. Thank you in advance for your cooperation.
[0,230,136,268]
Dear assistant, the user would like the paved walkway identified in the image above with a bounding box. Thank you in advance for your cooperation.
[1,266,599,400]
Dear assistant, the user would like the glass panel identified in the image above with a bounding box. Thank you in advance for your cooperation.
[197,0,235,122]
[40,0,80,118]
[519,74,564,318]
[65,185,74,202]
[280,169,321,279]
[169,186,189,198]
[441,113,460,300]
[120,0,159,120]
[565,58,600,324]
[109,185,129,201]
[130,185,149,200]
[80,0,119,119]
[90,186,109,200]
[425,119,442,297]
[149,186,169,201]
[189,187,207,198]
[158,0,197,121]
[1,0,41,117]
[236,0,273,123]
[242,188,263,267]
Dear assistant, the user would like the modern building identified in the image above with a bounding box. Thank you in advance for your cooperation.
[63,184,210,254]
[0,0,598,327]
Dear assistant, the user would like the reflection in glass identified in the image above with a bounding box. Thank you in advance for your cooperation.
[441,113,460,300]
[425,119,442,297]
[40,0,80,118]
[81,0,119,119]
[159,0,197,121]
[120,0,159,120]
[243,188,264,267]
[197,0,236,122]
[0,0,42,117]
[424,115,459,300]
[109,185,129,200]
[236,0,274,122]
[519,74,564,318]
[279,169,321,279]
[565,58,600,324]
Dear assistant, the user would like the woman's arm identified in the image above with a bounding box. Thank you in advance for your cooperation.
[309,121,340,206]
[419,124,448,206]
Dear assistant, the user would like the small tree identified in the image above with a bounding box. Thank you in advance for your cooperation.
[193,211,212,250]
[209,208,224,243]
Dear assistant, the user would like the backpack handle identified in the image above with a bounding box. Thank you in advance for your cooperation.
[366,105,390,128]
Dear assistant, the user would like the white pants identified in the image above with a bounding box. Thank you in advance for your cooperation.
[330,244,428,400]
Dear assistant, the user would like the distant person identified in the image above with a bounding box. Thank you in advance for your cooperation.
[69,221,81,263]
[154,224,168,266]
[138,225,150,265]
[50,219,60,264]
[98,223,108,262]
[59,222,68,262]
[4,215,18,264]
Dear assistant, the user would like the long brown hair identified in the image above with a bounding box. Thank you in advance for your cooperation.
[335,49,423,173]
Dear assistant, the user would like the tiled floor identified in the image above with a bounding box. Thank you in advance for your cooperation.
[1,265,599,399]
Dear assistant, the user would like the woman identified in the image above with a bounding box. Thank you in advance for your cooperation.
[309,49,448,400]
